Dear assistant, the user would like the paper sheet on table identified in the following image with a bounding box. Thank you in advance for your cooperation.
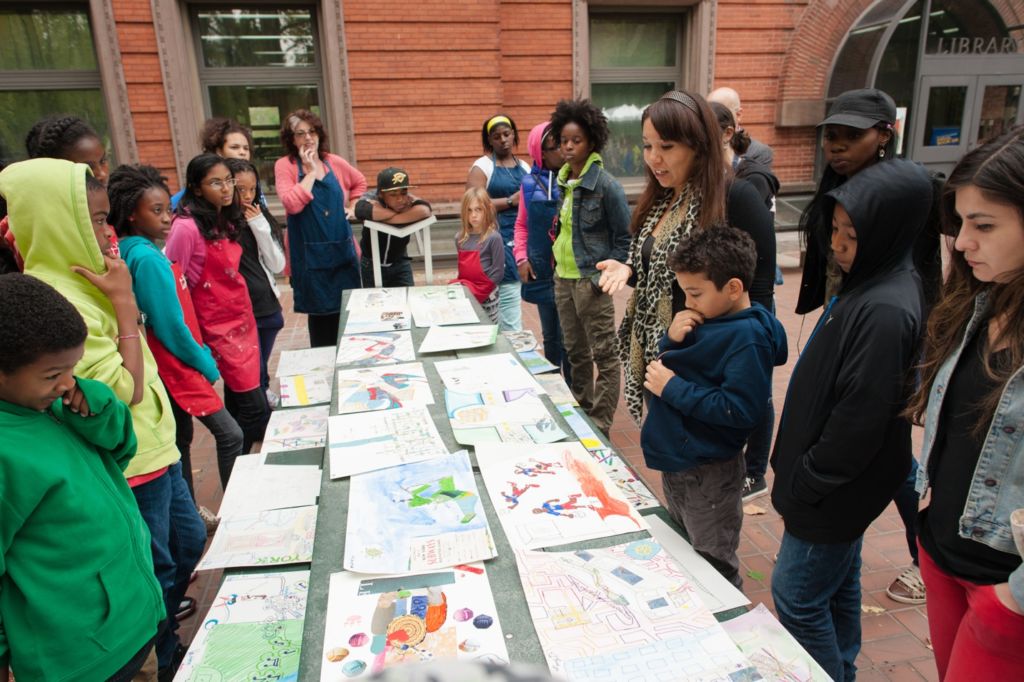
[411,296,479,327]
[646,515,751,614]
[346,287,408,311]
[722,603,832,681]
[197,506,317,570]
[536,373,577,405]
[328,406,449,478]
[344,308,412,334]
[218,455,322,518]
[446,389,566,446]
[275,346,336,377]
[336,330,416,367]
[589,448,659,510]
[174,570,309,682]
[261,405,330,453]
[344,450,496,574]
[335,363,433,414]
[435,353,543,395]
[418,324,498,353]
[406,284,466,306]
[516,349,559,374]
[501,329,537,352]
[320,564,508,681]
[555,403,605,450]
[279,372,332,407]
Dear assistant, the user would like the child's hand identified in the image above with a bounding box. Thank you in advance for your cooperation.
[244,202,262,221]
[667,310,704,342]
[71,255,135,305]
[643,359,674,397]
[518,260,536,282]
[62,380,91,417]
[595,259,631,295]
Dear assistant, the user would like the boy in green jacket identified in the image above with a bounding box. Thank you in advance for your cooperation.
[0,273,164,681]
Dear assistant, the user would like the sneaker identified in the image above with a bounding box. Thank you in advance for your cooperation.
[197,505,220,534]
[886,565,927,604]
[741,475,768,502]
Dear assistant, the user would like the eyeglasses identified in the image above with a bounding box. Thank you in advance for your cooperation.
[203,177,236,191]
[293,128,317,139]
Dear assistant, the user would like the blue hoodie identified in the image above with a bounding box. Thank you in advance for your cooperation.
[641,302,788,471]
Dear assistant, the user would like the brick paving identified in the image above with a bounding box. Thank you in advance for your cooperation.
[181,250,938,681]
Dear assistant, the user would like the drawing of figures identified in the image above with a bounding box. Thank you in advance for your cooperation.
[514,459,562,477]
[501,481,539,509]
[533,494,585,518]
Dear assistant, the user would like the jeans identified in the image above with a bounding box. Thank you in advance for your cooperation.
[256,310,285,392]
[131,463,207,669]
[772,531,864,682]
[307,312,341,347]
[497,281,523,332]
[169,395,244,493]
[224,386,270,461]
[893,458,921,565]
[744,398,774,479]
[536,300,571,385]
[360,255,415,288]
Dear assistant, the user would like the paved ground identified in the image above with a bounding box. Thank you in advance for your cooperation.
[182,231,939,681]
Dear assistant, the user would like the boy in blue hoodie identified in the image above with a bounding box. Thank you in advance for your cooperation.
[641,227,787,588]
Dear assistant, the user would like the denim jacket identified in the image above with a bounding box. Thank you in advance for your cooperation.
[553,162,631,276]
[916,291,1024,606]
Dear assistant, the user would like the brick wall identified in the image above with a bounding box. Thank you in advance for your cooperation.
[111,0,178,189]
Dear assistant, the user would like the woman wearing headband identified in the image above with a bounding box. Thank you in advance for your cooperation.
[467,114,531,331]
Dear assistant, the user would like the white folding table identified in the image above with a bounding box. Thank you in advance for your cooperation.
[361,215,438,287]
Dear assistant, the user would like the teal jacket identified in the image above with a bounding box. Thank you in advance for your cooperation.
[0,378,164,680]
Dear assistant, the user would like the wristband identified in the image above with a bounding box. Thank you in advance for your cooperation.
[117,333,140,341]
[506,196,513,208]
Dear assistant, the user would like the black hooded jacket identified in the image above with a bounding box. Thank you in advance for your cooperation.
[771,159,932,543]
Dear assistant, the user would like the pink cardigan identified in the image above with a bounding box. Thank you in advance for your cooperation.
[274,152,367,216]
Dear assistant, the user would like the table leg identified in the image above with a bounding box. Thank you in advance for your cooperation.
[423,225,433,284]
[370,228,383,287]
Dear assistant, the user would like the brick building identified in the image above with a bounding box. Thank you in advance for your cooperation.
[2,0,1023,203]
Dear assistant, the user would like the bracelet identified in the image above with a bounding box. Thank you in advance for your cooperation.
[117,333,140,341]
[506,196,513,208]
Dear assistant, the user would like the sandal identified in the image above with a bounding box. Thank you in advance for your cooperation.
[886,565,926,604]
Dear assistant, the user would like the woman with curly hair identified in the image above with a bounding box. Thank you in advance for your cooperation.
[548,98,631,434]
[274,109,366,346]
[171,117,255,208]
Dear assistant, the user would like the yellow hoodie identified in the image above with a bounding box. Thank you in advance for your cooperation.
[0,158,179,477]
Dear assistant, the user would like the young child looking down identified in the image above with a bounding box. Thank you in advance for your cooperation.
[0,273,164,681]
[451,186,503,323]
[640,226,787,589]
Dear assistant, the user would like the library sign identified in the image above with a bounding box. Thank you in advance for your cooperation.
[930,36,1020,55]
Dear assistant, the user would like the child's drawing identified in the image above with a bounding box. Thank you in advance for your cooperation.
[418,324,498,354]
[721,604,832,681]
[446,389,566,446]
[410,296,479,327]
[536,373,577,406]
[196,506,317,570]
[275,346,337,378]
[477,442,649,549]
[320,565,508,681]
[500,329,537,352]
[278,372,332,407]
[345,450,495,574]
[435,353,543,394]
[336,363,433,414]
[176,571,309,682]
[555,402,605,450]
[590,448,659,510]
[406,284,466,306]
[344,307,412,334]
[516,349,559,374]
[328,406,449,479]
[514,541,757,681]
[346,287,408,311]
[261,405,330,454]
[336,330,415,367]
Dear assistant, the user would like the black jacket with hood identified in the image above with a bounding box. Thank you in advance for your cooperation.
[771,158,932,543]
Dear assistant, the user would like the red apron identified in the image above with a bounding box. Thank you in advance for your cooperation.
[450,250,496,304]
[146,262,223,417]
[189,238,261,392]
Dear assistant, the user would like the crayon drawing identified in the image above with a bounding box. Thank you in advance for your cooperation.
[435,353,544,395]
[501,329,537,352]
[721,604,831,681]
[555,403,605,450]
[590,448,659,510]
[176,571,309,682]
[477,442,649,549]
[406,284,466,306]
[197,506,317,570]
[274,346,337,378]
[344,308,412,334]
[336,331,415,367]
[328,406,449,479]
[278,372,332,407]
[320,565,508,681]
[411,296,479,327]
[515,541,757,681]
[516,349,559,375]
[346,287,408,311]
[446,389,566,446]
[261,405,330,454]
[336,363,433,414]
[345,451,495,574]
[418,325,498,354]
[536,373,577,406]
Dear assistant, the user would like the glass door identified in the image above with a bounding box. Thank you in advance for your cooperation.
[912,75,972,166]
[970,76,1024,145]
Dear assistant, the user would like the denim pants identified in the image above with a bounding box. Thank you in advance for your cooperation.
[256,310,285,392]
[360,255,415,289]
[772,531,864,682]
[169,395,244,493]
[892,458,921,564]
[536,300,571,384]
[224,386,270,461]
[131,463,207,669]
[497,281,523,332]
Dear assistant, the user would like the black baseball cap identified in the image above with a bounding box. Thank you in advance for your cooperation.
[377,167,416,193]
[819,89,897,129]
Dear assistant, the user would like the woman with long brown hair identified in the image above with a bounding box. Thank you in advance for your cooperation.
[908,128,1024,679]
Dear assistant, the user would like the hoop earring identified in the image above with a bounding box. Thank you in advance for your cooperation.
[878,148,886,159]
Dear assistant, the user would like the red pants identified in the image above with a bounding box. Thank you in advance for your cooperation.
[919,542,1024,680]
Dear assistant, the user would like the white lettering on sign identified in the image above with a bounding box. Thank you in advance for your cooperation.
[934,36,1018,55]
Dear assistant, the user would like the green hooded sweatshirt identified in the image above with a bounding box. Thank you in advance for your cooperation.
[0,159,179,477]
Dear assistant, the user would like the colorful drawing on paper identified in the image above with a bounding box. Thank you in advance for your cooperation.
[328,406,449,479]
[536,373,577,406]
[346,287,408,311]
[176,571,309,682]
[418,325,498,354]
[555,403,605,450]
[344,308,412,334]
[336,331,416,367]
[261,405,330,454]
[721,604,831,681]
[197,506,317,570]
[411,296,479,327]
[275,346,337,378]
[406,284,466,305]
[279,372,332,407]
[217,455,322,518]
[446,389,566,446]
[435,353,543,395]
[514,541,758,681]
[335,363,433,414]
[476,442,648,549]
[516,349,559,375]
[501,329,537,352]
[320,565,508,681]
[590,448,659,510]
[345,450,495,574]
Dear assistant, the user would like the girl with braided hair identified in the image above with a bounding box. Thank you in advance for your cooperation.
[24,114,109,184]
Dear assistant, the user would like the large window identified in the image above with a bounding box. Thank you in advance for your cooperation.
[0,6,110,167]
[192,6,323,189]
[589,12,683,178]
